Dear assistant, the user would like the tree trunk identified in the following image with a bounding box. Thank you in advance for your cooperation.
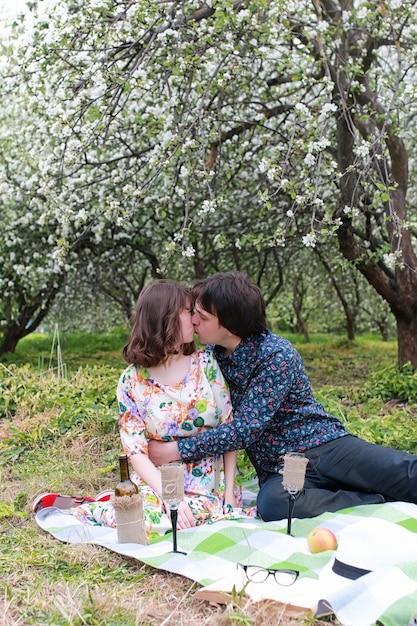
[316,250,358,342]
[0,325,23,354]
[296,314,310,343]
[333,79,417,366]
[292,279,310,342]
[0,318,46,356]
[379,323,389,343]
[0,277,65,355]
[345,311,355,342]
[396,313,417,367]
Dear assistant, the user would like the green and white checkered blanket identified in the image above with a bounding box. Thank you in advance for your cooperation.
[36,501,417,626]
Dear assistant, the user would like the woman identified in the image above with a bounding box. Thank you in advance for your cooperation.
[68,280,241,534]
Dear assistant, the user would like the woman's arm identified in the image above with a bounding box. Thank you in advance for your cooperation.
[129,451,163,495]
[223,450,238,510]
[129,451,196,529]
[118,370,195,528]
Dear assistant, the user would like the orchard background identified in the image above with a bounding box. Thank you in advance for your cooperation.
[0,1,416,365]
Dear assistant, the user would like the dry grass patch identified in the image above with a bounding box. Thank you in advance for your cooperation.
[0,515,335,626]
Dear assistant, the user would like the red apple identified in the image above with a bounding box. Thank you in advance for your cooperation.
[307,527,338,553]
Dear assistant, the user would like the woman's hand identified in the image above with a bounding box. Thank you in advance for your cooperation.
[164,500,196,529]
[224,489,238,512]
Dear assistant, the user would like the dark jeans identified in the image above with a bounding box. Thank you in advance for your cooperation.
[256,435,417,521]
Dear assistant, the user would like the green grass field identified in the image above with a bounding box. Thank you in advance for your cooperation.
[1,331,417,624]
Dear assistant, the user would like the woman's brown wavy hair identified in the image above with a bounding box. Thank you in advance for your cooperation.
[123,280,195,367]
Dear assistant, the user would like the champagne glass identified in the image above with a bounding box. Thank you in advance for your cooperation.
[282,453,308,535]
[160,463,186,554]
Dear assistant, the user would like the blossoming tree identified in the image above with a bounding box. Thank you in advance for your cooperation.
[1,0,416,365]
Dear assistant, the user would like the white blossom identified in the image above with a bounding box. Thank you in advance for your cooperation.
[304,153,316,167]
[294,102,311,117]
[236,9,250,23]
[258,158,270,173]
[199,199,216,215]
[343,205,360,218]
[353,142,371,159]
[302,231,317,248]
[383,251,404,271]
[182,245,195,258]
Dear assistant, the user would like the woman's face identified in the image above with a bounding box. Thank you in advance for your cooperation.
[179,299,195,344]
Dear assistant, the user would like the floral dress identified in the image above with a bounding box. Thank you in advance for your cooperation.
[69,349,243,536]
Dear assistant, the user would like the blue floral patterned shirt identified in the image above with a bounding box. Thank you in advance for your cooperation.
[177,330,348,485]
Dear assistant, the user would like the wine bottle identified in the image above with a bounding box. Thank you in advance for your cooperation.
[113,454,147,544]
[115,454,138,497]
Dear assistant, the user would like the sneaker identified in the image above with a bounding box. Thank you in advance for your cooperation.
[30,492,96,514]
[95,489,114,502]
[31,489,114,514]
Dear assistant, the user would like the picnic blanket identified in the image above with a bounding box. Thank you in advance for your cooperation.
[35,500,417,626]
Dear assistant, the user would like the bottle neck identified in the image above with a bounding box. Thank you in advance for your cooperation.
[119,455,130,482]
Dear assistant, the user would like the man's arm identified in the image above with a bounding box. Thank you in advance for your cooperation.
[150,350,297,465]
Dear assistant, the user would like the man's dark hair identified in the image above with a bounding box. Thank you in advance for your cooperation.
[192,271,267,339]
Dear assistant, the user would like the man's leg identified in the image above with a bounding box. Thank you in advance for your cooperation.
[257,434,417,521]
[257,435,417,521]
[256,473,384,521]
[308,434,417,502]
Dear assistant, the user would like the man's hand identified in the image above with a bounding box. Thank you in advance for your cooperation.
[148,440,180,466]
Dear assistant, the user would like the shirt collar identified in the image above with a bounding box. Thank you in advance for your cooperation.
[213,331,268,367]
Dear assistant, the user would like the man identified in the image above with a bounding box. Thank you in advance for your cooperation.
[149,271,417,520]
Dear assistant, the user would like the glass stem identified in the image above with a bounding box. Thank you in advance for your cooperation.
[287,493,296,535]
[170,508,179,552]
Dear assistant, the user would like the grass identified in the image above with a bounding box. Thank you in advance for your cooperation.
[1,330,416,625]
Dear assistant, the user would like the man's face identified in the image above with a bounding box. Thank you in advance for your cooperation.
[191,301,229,346]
